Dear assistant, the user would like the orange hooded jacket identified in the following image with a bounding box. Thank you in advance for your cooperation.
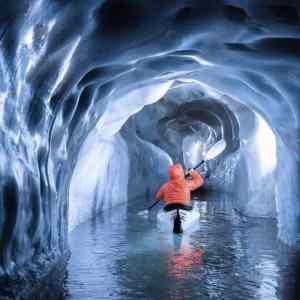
[156,164,204,206]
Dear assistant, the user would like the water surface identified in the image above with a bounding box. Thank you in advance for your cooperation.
[65,196,299,300]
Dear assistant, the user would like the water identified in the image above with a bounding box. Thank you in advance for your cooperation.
[64,195,299,300]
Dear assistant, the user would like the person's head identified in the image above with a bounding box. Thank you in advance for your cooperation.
[168,164,185,180]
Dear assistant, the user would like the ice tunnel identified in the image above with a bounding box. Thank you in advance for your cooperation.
[0,0,299,299]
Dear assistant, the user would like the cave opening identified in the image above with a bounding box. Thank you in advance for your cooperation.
[68,80,282,233]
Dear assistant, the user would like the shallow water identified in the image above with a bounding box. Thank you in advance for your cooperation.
[64,195,299,300]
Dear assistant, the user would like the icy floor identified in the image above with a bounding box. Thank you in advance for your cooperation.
[64,194,299,300]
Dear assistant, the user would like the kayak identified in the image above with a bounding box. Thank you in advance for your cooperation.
[157,205,200,233]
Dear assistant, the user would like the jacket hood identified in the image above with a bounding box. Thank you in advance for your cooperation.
[168,164,185,180]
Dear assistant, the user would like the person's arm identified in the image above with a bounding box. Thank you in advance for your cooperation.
[187,169,204,191]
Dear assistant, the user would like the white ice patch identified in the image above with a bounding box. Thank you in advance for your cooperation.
[68,132,129,231]
[96,81,174,137]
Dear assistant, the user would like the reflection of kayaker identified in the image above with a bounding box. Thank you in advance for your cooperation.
[156,164,204,233]
[168,247,204,281]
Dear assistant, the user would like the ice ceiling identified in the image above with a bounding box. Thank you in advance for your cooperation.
[0,0,299,297]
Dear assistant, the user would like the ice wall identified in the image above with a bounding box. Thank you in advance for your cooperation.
[122,120,173,203]
[68,133,129,232]
[0,0,299,297]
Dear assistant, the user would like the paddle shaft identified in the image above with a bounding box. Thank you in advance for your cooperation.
[185,160,205,176]
[147,199,160,211]
[193,159,205,170]
[184,139,226,174]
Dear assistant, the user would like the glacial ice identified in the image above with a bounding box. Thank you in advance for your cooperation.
[68,132,129,232]
[0,0,299,298]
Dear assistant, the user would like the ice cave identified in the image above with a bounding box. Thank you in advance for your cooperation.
[0,1,299,299]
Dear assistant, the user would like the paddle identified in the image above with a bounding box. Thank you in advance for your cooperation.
[138,140,226,216]
[185,139,226,176]
[148,199,160,210]
[137,198,161,216]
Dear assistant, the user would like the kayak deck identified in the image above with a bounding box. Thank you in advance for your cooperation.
[157,206,200,232]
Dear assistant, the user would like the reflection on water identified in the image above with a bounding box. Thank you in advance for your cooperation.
[64,197,299,300]
[167,240,204,282]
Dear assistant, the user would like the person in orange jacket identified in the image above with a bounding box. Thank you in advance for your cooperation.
[156,163,204,211]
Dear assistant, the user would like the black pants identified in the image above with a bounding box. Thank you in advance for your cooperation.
[164,203,193,212]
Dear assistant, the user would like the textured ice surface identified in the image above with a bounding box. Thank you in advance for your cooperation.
[0,0,299,297]
[122,122,173,203]
[69,132,129,231]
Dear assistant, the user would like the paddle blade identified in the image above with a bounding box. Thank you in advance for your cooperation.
[204,140,226,160]
[138,210,149,217]
[182,135,206,170]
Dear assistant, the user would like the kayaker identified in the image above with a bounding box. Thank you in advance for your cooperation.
[156,164,204,212]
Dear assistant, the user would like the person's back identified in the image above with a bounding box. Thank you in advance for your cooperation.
[156,164,203,208]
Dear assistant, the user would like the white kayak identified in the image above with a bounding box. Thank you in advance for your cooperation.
[157,205,201,233]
